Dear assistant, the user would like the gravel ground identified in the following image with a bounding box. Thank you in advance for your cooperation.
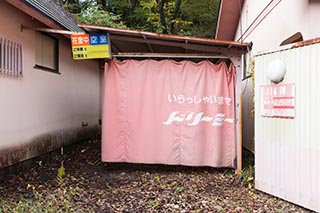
[0,137,314,212]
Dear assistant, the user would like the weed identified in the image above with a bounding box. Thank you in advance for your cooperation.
[51,153,60,161]
[148,199,159,208]
[175,186,184,193]
[216,205,226,212]
[56,161,65,186]
[36,160,42,167]
[160,184,167,190]
[239,165,254,186]
[0,162,93,212]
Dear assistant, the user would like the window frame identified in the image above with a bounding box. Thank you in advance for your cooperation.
[0,37,23,77]
[34,32,60,74]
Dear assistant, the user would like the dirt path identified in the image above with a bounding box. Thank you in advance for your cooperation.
[0,137,313,212]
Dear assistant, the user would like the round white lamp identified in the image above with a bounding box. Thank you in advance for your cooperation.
[266,59,286,83]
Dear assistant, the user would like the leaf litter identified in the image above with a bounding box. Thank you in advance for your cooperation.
[0,136,314,212]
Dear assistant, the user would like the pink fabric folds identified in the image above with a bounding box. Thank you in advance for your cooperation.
[102,59,236,168]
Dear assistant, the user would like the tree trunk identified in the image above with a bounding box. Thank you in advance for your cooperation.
[100,0,108,10]
[156,0,168,34]
[170,0,181,34]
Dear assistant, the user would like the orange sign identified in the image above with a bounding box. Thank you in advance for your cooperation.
[71,34,90,46]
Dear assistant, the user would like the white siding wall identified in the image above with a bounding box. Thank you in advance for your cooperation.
[0,2,101,167]
[255,44,320,212]
[237,0,320,151]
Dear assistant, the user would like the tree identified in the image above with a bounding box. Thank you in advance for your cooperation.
[60,0,81,13]
[63,0,220,38]
[64,0,127,28]
[156,0,168,34]
[180,0,220,38]
[170,0,182,34]
[74,4,126,28]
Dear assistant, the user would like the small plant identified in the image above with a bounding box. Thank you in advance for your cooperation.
[248,58,255,116]
[175,186,184,193]
[21,187,84,212]
[160,184,167,190]
[248,58,255,84]
[56,161,65,186]
[148,199,159,208]
[52,153,60,161]
[87,160,99,166]
[239,165,254,186]
[36,160,42,167]
[154,175,160,181]
[0,162,92,213]
[216,205,226,212]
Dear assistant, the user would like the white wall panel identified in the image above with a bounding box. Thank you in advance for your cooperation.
[255,43,320,212]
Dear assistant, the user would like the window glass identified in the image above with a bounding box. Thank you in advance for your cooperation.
[35,32,59,73]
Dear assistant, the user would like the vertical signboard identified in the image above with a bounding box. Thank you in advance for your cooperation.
[71,33,110,60]
[260,83,295,118]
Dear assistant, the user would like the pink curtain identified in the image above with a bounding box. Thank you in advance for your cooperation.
[102,59,236,167]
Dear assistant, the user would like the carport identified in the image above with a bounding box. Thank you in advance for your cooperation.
[80,24,251,172]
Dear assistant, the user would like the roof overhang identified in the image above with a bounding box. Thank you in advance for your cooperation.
[5,0,64,30]
[5,0,82,32]
[79,24,251,62]
[215,0,244,41]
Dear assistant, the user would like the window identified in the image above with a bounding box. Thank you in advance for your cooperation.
[35,32,59,73]
[0,37,23,77]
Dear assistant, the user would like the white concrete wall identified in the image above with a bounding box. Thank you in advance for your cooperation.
[236,0,320,53]
[0,2,101,167]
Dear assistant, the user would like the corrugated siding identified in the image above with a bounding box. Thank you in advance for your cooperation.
[255,43,320,212]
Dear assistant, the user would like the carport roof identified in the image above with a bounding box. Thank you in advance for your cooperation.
[79,24,251,59]
[79,24,248,173]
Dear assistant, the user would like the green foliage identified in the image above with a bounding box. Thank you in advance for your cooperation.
[148,199,159,208]
[64,0,220,38]
[52,153,60,161]
[239,149,254,187]
[239,165,254,186]
[73,4,127,28]
[56,161,65,186]
[248,58,255,116]
[175,186,184,193]
[248,58,255,83]
[180,0,220,38]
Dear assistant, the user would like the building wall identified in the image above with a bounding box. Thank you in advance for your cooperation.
[236,0,320,53]
[254,43,320,213]
[241,79,254,151]
[234,0,320,211]
[235,0,320,151]
[0,2,101,168]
